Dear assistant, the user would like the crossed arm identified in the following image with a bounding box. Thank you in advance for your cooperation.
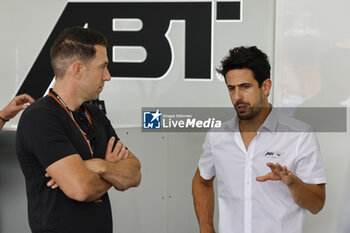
[84,137,141,191]
[46,137,141,202]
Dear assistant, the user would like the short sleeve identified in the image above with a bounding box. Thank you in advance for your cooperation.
[105,117,120,142]
[17,108,78,169]
[295,131,327,184]
[198,132,216,180]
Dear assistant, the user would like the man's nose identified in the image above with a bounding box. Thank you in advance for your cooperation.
[103,68,111,81]
[233,89,243,102]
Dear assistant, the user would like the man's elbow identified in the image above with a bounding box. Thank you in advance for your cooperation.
[114,170,142,191]
[308,193,326,215]
[310,199,326,215]
[309,206,323,215]
[72,193,95,202]
[65,185,99,202]
[128,161,142,188]
[66,190,88,202]
[133,170,142,187]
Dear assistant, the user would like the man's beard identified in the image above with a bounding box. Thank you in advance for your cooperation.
[235,102,261,120]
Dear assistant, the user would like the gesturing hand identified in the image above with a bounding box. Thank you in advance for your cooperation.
[256,162,294,185]
[105,137,128,162]
[0,94,35,120]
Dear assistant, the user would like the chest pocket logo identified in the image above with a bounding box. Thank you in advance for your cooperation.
[263,151,285,159]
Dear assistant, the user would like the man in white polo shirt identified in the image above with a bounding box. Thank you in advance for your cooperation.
[192,46,326,233]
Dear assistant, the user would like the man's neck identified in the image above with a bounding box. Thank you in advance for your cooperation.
[239,104,272,133]
[52,82,83,111]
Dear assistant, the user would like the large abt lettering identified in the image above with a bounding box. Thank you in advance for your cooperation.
[18,1,241,99]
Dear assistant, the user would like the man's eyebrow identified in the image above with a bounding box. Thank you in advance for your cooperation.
[227,82,252,87]
[238,82,251,86]
[101,61,108,66]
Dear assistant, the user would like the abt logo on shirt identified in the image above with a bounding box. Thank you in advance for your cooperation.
[263,151,285,159]
[17,1,242,99]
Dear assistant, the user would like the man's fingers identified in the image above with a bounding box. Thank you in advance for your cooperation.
[106,137,116,154]
[105,138,126,162]
[275,163,283,171]
[267,162,276,171]
[120,145,126,155]
[287,172,293,183]
[47,176,59,189]
[113,140,123,154]
[256,175,269,182]
[47,179,54,187]
[115,145,126,159]
[123,150,129,159]
[24,94,35,104]
[261,163,292,184]
[267,162,285,174]
[12,105,27,113]
[51,183,59,189]
[2,102,30,120]
[275,164,289,177]
[105,138,129,162]
[14,94,35,105]
[282,165,288,175]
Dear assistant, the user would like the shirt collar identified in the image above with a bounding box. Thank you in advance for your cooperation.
[258,105,278,133]
[231,116,240,132]
[231,104,278,133]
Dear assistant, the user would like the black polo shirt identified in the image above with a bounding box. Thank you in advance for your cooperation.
[16,95,119,233]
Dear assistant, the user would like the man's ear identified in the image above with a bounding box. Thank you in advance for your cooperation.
[71,61,84,80]
[262,78,272,96]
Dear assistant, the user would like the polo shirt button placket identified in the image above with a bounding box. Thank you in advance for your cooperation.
[244,150,253,233]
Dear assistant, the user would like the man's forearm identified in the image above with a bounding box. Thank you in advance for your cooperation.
[287,174,326,214]
[192,170,215,233]
[85,157,141,191]
[101,158,141,191]
[80,172,112,202]
[0,111,7,130]
[46,154,112,202]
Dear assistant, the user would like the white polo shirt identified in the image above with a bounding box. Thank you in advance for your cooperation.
[198,109,326,233]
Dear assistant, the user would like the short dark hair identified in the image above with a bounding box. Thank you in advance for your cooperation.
[216,46,271,86]
[50,26,107,78]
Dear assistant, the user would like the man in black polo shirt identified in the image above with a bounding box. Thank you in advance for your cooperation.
[16,26,141,233]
